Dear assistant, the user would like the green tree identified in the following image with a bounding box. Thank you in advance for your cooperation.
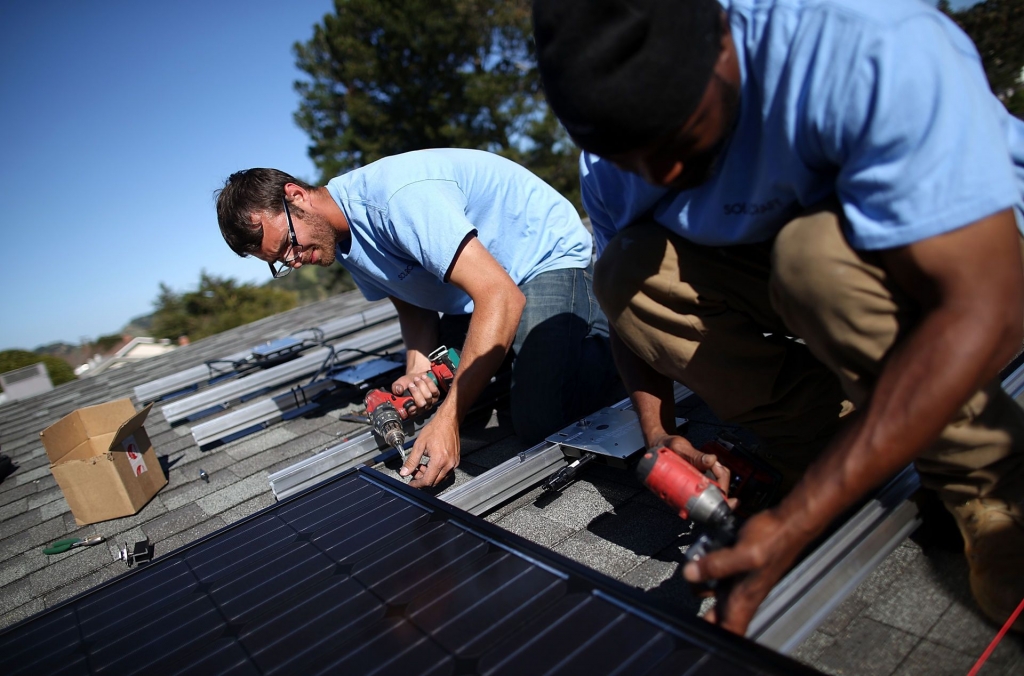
[151,272,299,342]
[0,350,77,389]
[293,0,581,208]
[943,0,1024,118]
[270,264,356,304]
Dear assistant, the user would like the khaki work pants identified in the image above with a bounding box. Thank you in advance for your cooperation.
[593,206,1024,500]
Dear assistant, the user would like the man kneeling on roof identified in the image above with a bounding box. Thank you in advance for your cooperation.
[215,148,623,488]
[533,0,1024,634]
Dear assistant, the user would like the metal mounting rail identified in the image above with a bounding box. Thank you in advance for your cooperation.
[747,466,921,652]
[190,353,405,448]
[443,383,693,515]
[268,410,448,500]
[745,364,1024,652]
[161,322,401,424]
[269,383,693,503]
[1004,360,1024,405]
[133,302,397,403]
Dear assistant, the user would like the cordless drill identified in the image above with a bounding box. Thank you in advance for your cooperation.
[636,446,738,567]
[363,346,460,461]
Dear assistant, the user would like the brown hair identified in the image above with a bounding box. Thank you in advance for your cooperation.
[214,168,316,256]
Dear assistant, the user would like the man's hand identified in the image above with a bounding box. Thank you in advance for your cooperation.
[651,432,733,496]
[400,410,461,488]
[391,372,441,418]
[681,208,1024,636]
[682,507,809,634]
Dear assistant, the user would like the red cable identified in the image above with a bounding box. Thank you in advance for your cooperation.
[966,596,1024,676]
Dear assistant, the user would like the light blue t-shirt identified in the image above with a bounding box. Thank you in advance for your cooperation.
[582,0,1024,253]
[326,149,592,314]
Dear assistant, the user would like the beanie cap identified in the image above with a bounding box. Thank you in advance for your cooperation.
[534,0,722,155]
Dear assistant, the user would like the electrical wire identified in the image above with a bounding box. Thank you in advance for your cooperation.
[966,595,1024,676]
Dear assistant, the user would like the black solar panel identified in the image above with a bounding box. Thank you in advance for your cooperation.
[1,468,821,676]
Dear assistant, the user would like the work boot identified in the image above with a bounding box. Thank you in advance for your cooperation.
[944,496,1024,632]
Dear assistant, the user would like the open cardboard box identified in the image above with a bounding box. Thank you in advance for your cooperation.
[40,399,166,525]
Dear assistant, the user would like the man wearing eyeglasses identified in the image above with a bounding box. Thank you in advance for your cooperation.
[215,149,622,489]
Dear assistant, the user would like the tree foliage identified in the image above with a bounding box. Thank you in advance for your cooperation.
[293,0,581,208]
[943,0,1024,118]
[271,264,356,304]
[0,350,77,389]
[151,272,299,342]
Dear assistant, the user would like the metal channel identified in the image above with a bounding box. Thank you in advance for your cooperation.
[189,351,404,447]
[161,322,401,424]
[747,466,921,652]
[133,302,397,403]
[190,379,338,447]
[269,431,387,499]
[133,348,252,403]
[443,383,694,515]
[748,364,1024,651]
[1004,360,1024,405]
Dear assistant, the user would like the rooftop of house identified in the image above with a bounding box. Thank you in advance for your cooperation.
[0,290,1021,675]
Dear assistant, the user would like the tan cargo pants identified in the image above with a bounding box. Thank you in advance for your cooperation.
[593,206,1024,501]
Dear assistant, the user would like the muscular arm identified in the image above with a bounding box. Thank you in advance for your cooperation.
[610,326,733,487]
[389,295,441,374]
[687,209,1024,634]
[401,237,526,487]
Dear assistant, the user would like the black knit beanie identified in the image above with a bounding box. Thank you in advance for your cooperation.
[533,0,723,156]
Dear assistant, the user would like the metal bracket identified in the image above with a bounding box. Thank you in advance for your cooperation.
[116,540,153,568]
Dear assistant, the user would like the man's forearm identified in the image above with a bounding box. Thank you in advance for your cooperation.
[390,297,441,374]
[779,302,1018,541]
[775,214,1024,548]
[608,328,679,447]
[437,290,523,424]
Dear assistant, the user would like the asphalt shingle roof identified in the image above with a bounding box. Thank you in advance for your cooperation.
[0,290,1021,675]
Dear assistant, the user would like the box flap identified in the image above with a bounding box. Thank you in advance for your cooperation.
[109,403,153,451]
[40,409,86,464]
[79,399,138,437]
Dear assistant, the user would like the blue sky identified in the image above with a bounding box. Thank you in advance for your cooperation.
[0,0,985,351]
[0,0,333,350]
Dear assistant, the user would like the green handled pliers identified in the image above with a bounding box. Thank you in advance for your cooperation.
[43,535,105,555]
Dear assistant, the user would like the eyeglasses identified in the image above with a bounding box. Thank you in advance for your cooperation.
[268,197,302,279]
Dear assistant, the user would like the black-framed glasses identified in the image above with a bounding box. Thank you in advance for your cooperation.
[268,197,301,279]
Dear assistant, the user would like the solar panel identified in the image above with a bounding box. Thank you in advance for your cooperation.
[0,468,821,676]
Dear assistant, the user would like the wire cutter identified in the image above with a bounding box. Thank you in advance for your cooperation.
[43,535,105,555]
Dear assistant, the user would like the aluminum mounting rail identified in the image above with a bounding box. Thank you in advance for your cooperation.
[133,302,397,403]
[269,383,692,502]
[190,353,405,448]
[160,322,401,425]
[1003,359,1024,405]
[744,361,1024,651]
[443,383,693,515]
[269,409,447,500]
[747,466,921,652]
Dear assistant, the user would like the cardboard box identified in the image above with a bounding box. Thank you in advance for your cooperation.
[40,399,166,525]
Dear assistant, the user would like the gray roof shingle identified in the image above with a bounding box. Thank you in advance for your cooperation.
[1,289,1021,675]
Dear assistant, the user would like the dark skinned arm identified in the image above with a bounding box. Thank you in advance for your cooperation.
[684,209,1024,635]
[609,327,733,489]
[400,237,525,487]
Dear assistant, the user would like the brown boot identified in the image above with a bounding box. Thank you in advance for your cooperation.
[944,496,1024,632]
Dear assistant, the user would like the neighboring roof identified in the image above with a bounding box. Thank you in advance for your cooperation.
[0,290,1021,675]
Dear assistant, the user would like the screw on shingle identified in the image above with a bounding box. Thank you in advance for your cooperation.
[199,468,209,483]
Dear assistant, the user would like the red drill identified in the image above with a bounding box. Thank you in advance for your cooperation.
[636,447,738,564]
[364,346,460,460]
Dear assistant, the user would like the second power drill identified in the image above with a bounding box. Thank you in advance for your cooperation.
[364,346,460,461]
[636,446,738,567]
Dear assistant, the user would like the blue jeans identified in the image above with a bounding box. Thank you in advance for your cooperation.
[441,265,623,444]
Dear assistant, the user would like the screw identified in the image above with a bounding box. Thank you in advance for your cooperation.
[199,468,209,483]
